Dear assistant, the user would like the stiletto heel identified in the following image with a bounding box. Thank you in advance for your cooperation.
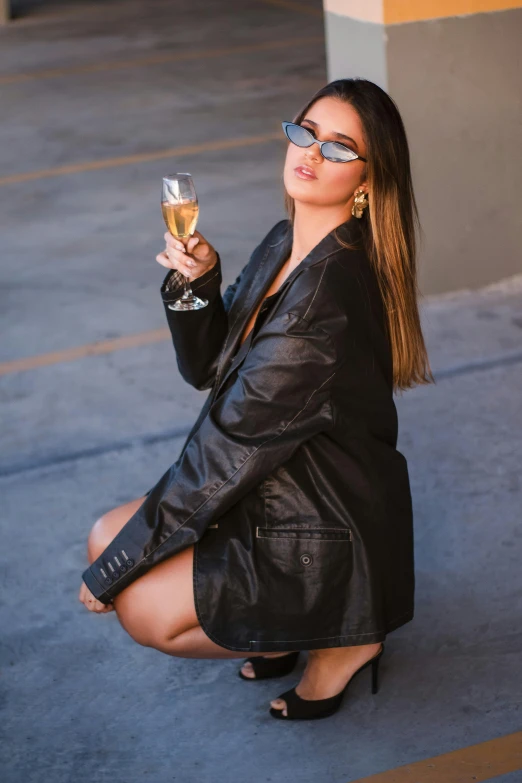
[238,650,300,680]
[371,648,381,694]
[269,643,385,720]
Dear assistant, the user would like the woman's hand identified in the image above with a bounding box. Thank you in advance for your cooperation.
[79,581,114,613]
[156,229,218,282]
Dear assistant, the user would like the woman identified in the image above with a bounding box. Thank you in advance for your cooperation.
[79,78,434,721]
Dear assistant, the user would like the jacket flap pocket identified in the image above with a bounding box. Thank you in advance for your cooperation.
[256,527,351,542]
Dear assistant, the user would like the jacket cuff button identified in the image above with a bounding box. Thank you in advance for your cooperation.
[104,577,113,585]
[126,559,135,567]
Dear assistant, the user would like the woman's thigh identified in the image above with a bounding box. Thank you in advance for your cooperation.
[87,496,198,647]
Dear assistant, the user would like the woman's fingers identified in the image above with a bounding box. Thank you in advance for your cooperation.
[97,602,114,613]
[165,232,188,254]
[156,249,195,280]
[79,582,114,613]
[156,246,190,268]
[164,231,204,262]
[186,235,200,255]
[159,229,217,281]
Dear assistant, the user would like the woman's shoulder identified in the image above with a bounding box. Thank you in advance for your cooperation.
[286,240,385,348]
[258,218,381,323]
[260,218,291,248]
[325,241,383,313]
[295,238,377,307]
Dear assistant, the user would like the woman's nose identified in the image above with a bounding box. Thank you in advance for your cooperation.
[305,145,322,163]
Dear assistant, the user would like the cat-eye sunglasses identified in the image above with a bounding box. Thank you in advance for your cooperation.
[282,121,367,163]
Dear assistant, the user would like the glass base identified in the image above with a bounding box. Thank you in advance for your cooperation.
[167,294,208,311]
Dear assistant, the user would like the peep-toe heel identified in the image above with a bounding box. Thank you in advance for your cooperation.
[269,643,385,720]
[238,650,300,680]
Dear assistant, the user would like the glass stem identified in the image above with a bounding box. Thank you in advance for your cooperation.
[182,275,193,299]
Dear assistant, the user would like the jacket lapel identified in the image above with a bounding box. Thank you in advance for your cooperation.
[212,216,363,399]
[210,224,292,398]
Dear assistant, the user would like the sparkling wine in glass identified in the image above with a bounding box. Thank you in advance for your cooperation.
[161,173,208,310]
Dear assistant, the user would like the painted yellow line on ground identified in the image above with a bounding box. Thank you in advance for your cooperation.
[0,35,323,85]
[0,131,282,186]
[0,328,172,376]
[260,0,324,17]
[349,729,522,783]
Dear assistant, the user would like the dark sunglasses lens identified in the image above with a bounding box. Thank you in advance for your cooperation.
[285,123,313,148]
[322,141,358,163]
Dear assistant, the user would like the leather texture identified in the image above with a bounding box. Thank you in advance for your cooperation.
[82,217,415,652]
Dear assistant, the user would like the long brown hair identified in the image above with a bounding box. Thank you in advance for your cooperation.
[284,78,434,392]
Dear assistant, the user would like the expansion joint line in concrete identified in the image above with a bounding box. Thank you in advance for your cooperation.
[2,332,522,380]
[0,426,192,479]
[2,349,522,479]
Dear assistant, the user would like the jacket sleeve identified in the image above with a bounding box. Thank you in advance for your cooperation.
[82,311,340,604]
[161,252,245,391]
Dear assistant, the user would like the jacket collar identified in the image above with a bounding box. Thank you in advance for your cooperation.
[267,214,363,279]
[212,215,364,399]
[250,214,364,316]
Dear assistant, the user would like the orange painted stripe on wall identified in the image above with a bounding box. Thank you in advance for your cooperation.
[384,0,522,24]
[325,0,521,23]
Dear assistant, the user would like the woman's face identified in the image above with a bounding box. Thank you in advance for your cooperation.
[283,96,368,211]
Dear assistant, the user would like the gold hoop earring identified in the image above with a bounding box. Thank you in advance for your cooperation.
[351,188,369,219]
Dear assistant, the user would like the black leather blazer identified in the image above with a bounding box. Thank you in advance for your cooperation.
[82,217,415,652]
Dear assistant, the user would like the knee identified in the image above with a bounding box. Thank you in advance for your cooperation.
[86,496,145,565]
[122,621,157,649]
[86,514,113,564]
[116,601,174,651]
[114,591,188,652]
[130,628,184,653]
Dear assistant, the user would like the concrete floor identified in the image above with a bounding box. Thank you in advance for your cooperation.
[1,1,521,781]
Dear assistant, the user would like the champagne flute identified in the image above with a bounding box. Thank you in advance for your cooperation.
[161,173,208,310]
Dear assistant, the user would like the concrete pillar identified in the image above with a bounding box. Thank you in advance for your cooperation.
[0,0,10,25]
[323,1,522,294]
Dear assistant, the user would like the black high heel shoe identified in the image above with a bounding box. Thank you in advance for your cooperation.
[269,643,385,720]
[238,651,300,681]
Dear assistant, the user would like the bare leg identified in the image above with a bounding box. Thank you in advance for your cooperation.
[85,496,295,662]
[86,497,383,716]
[155,623,298,661]
[163,623,384,719]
